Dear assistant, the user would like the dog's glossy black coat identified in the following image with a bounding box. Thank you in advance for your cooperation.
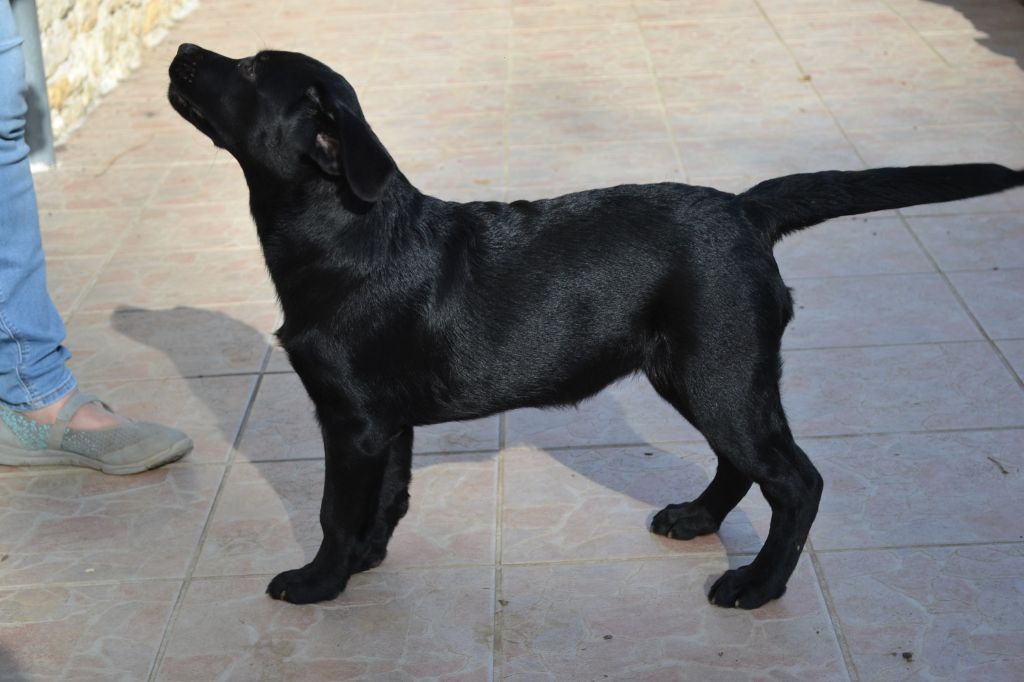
[168,44,1024,608]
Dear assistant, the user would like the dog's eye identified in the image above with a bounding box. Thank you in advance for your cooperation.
[239,59,257,83]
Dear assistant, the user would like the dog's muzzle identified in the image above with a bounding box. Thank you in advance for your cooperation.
[170,43,204,86]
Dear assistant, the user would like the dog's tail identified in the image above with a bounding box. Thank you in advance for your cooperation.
[738,164,1024,244]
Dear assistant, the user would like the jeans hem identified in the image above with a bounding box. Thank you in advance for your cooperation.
[1,373,78,412]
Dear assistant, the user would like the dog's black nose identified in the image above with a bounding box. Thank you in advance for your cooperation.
[170,44,204,85]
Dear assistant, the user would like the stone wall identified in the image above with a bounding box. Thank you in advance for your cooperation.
[36,0,197,143]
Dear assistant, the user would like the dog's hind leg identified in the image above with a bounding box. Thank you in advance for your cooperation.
[648,428,752,540]
[647,327,822,608]
[646,350,753,540]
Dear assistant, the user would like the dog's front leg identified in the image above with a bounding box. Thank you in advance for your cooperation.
[352,426,413,573]
[267,414,396,604]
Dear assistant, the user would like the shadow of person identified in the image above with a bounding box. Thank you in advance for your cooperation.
[110,305,757,576]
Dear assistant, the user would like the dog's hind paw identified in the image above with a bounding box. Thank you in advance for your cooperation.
[650,501,720,540]
[266,563,349,604]
[708,565,786,609]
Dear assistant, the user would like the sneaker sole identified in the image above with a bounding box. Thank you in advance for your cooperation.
[0,438,193,475]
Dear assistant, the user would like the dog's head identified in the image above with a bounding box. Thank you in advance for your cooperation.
[168,44,395,203]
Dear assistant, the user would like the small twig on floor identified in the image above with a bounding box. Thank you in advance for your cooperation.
[986,455,1010,475]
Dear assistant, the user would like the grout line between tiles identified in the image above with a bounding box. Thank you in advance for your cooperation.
[492,412,508,682]
[807,542,860,682]
[146,345,271,682]
[500,23,511,206]
[631,0,690,183]
[781,337,1008,353]
[812,538,1024,555]
[782,266,1023,283]
[6,538,1022,595]
[781,338,986,353]
[751,1,869,174]
[4,424,1022,480]
[877,0,956,68]
[229,421,1024,465]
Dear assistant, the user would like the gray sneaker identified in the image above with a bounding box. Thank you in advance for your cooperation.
[0,393,192,475]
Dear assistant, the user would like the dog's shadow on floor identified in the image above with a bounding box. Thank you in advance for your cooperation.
[111,306,758,570]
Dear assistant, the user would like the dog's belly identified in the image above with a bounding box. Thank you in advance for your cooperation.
[411,336,642,426]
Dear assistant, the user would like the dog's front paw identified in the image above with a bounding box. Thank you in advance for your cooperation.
[708,565,786,609]
[266,562,349,604]
[651,501,720,540]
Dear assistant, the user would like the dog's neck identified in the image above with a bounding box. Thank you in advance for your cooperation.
[248,170,428,314]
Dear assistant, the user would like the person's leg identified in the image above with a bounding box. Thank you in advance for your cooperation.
[0,0,78,414]
[0,3,191,473]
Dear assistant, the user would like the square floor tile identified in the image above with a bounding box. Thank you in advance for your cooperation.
[809,429,1024,550]
[820,545,1024,682]
[908,213,1024,272]
[156,570,494,681]
[193,454,496,578]
[0,580,180,681]
[501,444,769,563]
[781,342,1024,436]
[499,556,848,681]
[774,217,934,278]
[0,465,220,586]
[783,273,979,348]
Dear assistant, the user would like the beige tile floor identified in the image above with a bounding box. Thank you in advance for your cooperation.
[3,0,1024,679]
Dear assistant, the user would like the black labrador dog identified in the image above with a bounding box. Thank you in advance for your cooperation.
[168,44,1023,609]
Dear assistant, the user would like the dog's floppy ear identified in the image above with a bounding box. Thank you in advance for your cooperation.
[307,84,395,203]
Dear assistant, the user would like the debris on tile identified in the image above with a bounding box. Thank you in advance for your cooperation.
[986,455,1010,475]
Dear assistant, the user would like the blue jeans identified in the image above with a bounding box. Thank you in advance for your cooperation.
[0,0,75,411]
